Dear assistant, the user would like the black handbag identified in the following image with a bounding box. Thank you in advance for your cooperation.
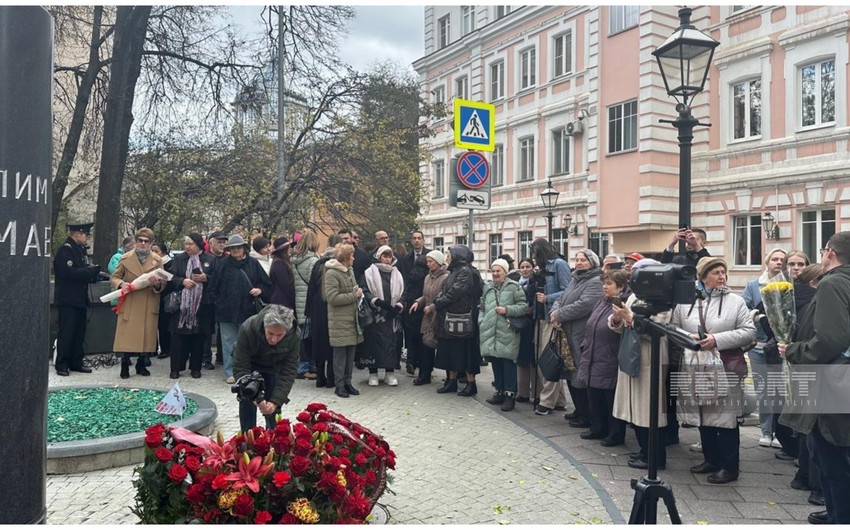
[539,330,564,382]
[240,269,266,314]
[508,315,531,332]
[443,311,473,338]
[618,326,642,377]
[164,291,181,314]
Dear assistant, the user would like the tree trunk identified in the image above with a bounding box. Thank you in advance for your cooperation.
[51,6,104,235]
[92,6,151,267]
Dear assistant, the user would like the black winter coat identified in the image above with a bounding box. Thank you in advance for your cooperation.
[576,297,620,390]
[434,246,482,338]
[53,237,100,307]
[403,256,429,333]
[305,254,332,363]
[210,255,272,324]
[167,251,217,335]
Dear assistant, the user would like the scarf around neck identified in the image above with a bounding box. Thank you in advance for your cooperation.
[178,253,203,330]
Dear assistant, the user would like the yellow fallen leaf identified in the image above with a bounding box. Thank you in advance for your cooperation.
[568,475,578,480]
[574,519,587,525]
[696,520,709,525]
[518,480,526,485]
[570,511,580,517]
[767,501,776,506]
[588,517,603,524]
[542,465,554,471]
[591,473,599,478]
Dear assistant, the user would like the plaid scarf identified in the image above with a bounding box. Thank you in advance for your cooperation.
[178,253,203,330]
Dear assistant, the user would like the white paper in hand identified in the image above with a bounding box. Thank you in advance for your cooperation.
[155,381,187,416]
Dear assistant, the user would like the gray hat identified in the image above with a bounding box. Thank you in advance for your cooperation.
[223,234,249,250]
[576,248,601,269]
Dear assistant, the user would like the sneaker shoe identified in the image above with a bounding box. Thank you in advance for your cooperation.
[368,374,379,387]
[689,442,703,453]
[771,436,783,449]
[225,376,236,384]
[759,434,773,447]
[534,405,551,416]
[386,374,399,386]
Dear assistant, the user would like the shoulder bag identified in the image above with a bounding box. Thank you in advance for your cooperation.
[164,290,181,314]
[239,269,266,313]
[443,311,473,338]
[494,288,530,332]
[618,326,642,377]
[539,329,564,382]
[357,298,375,328]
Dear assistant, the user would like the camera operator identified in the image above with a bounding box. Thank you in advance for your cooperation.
[232,304,300,433]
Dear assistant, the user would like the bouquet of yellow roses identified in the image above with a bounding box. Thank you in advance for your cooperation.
[760,271,796,399]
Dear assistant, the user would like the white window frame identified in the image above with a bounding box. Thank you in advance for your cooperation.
[607,100,638,154]
[733,214,763,267]
[588,230,609,259]
[489,61,505,101]
[551,228,567,257]
[489,233,503,265]
[518,136,535,181]
[454,75,469,101]
[433,159,445,198]
[495,6,510,20]
[491,144,504,186]
[433,236,445,254]
[519,47,537,91]
[732,78,762,141]
[518,230,533,260]
[609,6,639,35]
[432,85,445,106]
[552,30,573,79]
[461,6,475,36]
[800,58,836,129]
[802,209,836,262]
[455,235,467,246]
[552,128,570,175]
[438,15,450,49]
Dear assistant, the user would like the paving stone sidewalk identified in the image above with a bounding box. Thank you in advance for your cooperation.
[46,358,619,525]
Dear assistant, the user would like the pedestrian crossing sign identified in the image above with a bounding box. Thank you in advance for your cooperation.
[454,98,495,152]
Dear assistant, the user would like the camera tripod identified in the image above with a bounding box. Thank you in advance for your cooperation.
[627,315,696,525]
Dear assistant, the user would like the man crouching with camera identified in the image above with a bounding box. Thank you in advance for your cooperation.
[232,304,300,433]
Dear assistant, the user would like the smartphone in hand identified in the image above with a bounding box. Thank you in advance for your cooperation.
[609,296,624,308]
[192,268,202,275]
[697,325,707,340]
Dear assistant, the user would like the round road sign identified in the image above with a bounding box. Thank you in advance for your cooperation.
[456,151,490,189]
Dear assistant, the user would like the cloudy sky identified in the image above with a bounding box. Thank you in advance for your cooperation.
[230,6,425,74]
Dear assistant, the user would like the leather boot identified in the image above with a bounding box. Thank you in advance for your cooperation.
[334,386,350,398]
[485,392,505,405]
[344,384,360,396]
[120,364,130,380]
[436,379,457,394]
[501,393,516,411]
[136,361,151,376]
[457,381,478,396]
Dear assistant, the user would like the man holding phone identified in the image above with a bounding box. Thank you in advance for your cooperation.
[661,225,710,267]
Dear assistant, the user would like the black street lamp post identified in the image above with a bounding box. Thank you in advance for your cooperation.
[653,7,719,254]
[540,178,560,242]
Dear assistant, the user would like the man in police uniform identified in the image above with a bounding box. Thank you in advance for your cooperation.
[53,222,102,376]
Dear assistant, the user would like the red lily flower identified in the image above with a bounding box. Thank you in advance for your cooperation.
[204,441,236,470]
[224,453,270,493]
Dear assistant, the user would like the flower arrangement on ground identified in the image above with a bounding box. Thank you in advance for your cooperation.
[132,403,395,524]
[760,272,796,398]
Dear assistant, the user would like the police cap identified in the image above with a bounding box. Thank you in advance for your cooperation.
[67,222,94,234]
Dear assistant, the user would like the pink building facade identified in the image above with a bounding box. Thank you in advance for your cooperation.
[413,5,849,288]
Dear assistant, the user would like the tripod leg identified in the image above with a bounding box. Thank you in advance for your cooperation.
[660,488,682,524]
[628,488,646,524]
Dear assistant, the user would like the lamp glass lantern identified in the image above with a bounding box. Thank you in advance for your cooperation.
[540,179,560,211]
[652,8,719,105]
[762,212,779,240]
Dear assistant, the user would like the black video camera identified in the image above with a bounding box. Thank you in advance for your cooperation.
[231,371,265,403]
[629,264,696,313]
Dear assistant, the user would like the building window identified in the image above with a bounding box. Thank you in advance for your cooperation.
[495,6,510,19]
[520,47,536,90]
[433,160,445,198]
[802,209,836,262]
[608,100,638,154]
[552,128,570,175]
[518,231,533,260]
[553,31,573,78]
[733,215,763,266]
[455,235,467,246]
[489,234,503,265]
[455,76,469,101]
[552,228,568,257]
[491,144,504,186]
[588,230,609,258]
[461,6,475,35]
[490,61,505,101]
[433,237,445,254]
[733,79,761,140]
[801,59,835,128]
[432,85,445,106]
[731,5,753,12]
[609,6,639,35]
[518,136,535,181]
[438,15,450,49]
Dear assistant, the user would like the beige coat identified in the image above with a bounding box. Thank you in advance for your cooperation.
[415,266,449,348]
[610,294,670,428]
[110,251,164,353]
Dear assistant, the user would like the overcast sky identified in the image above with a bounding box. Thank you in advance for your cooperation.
[230,6,424,74]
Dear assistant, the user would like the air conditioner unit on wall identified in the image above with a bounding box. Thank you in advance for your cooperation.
[565,119,584,136]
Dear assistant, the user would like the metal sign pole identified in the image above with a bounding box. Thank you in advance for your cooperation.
[467,209,474,247]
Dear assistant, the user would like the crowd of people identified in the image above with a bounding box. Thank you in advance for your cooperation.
[53,222,850,523]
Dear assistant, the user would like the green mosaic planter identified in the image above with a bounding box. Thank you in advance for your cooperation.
[47,385,217,475]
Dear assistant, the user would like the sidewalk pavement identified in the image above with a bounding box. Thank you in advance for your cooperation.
[45,356,815,525]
